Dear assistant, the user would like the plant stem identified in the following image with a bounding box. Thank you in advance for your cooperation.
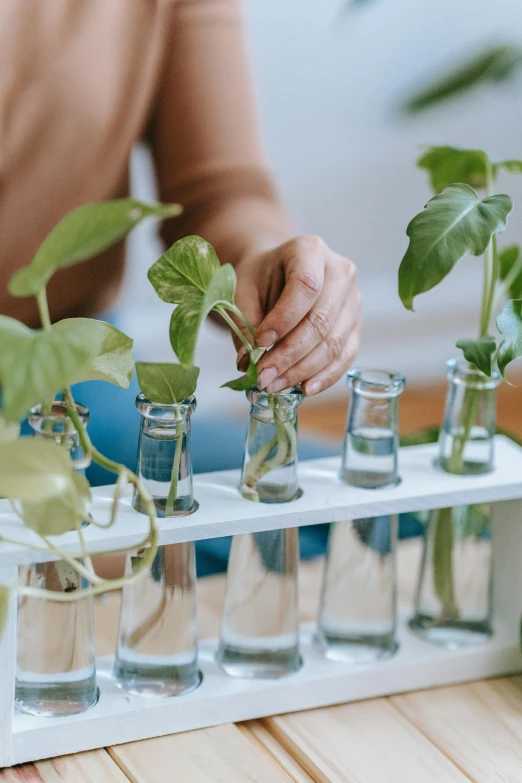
[165,419,183,516]
[227,304,256,339]
[36,289,52,330]
[431,506,458,621]
[216,305,253,352]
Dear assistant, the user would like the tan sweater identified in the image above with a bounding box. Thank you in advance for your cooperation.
[1,0,291,326]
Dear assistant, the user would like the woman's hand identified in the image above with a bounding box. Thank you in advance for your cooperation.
[233,235,362,396]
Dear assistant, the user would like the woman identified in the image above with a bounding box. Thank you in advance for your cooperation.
[2,0,361,570]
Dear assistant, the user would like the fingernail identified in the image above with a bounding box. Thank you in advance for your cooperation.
[256,330,278,348]
[267,377,288,394]
[236,346,248,371]
[257,367,277,389]
[306,381,321,396]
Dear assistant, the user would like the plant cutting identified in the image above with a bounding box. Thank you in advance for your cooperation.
[399,145,522,635]
[146,235,301,503]
[0,198,183,642]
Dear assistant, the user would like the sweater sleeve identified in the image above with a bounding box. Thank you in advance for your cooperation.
[149,0,292,266]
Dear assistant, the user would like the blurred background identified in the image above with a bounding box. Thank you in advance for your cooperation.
[116,0,522,430]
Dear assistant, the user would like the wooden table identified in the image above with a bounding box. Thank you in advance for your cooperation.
[3,542,522,783]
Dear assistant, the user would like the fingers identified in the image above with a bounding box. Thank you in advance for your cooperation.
[255,236,326,348]
[262,286,362,395]
[256,254,355,389]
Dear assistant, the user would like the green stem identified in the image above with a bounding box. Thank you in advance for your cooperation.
[431,507,458,621]
[165,419,183,516]
[227,304,256,339]
[216,305,253,352]
[36,288,52,330]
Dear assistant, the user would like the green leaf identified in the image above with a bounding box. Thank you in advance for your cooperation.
[499,245,522,299]
[0,586,9,644]
[417,147,489,193]
[0,317,93,421]
[9,199,182,297]
[0,439,76,501]
[22,471,91,536]
[222,358,258,391]
[494,159,522,177]
[136,362,199,404]
[497,300,522,378]
[148,236,238,364]
[399,184,513,310]
[403,45,522,114]
[0,416,19,443]
[456,335,496,376]
[52,319,134,388]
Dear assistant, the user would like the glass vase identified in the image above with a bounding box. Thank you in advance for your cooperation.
[410,358,499,647]
[341,368,405,488]
[16,401,98,717]
[314,515,398,662]
[316,368,403,662]
[215,527,301,678]
[113,394,200,697]
[239,387,304,503]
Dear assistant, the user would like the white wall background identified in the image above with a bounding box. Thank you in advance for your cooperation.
[117,0,522,412]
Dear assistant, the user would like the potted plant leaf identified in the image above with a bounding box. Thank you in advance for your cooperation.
[399,145,522,646]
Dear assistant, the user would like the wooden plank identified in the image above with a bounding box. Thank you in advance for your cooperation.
[108,723,295,782]
[392,678,522,783]
[0,749,129,782]
[3,438,522,567]
[264,699,470,783]
[241,720,315,783]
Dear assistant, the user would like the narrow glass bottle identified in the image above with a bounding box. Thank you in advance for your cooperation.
[16,401,98,717]
[239,387,304,503]
[409,359,499,647]
[315,369,404,662]
[217,387,304,678]
[113,395,200,696]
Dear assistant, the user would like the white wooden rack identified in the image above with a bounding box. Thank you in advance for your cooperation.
[2,436,522,767]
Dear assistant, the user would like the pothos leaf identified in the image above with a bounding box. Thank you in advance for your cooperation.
[52,319,134,389]
[456,335,496,376]
[399,184,513,310]
[9,199,182,297]
[222,359,258,391]
[136,362,199,404]
[494,159,522,177]
[0,439,76,501]
[499,245,522,299]
[22,471,92,536]
[497,300,522,379]
[0,586,9,644]
[403,45,522,115]
[418,147,489,193]
[0,316,94,421]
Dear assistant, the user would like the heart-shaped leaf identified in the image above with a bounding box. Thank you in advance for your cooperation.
[0,316,93,421]
[136,362,199,404]
[169,264,237,364]
[499,245,522,299]
[9,199,182,297]
[0,439,76,501]
[149,235,238,364]
[399,184,513,310]
[456,335,496,376]
[0,586,9,644]
[418,147,489,193]
[494,159,522,177]
[22,471,91,536]
[52,319,134,388]
[497,300,522,378]
[222,348,265,392]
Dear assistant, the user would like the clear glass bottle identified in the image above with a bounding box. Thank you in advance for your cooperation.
[16,401,98,717]
[341,369,405,488]
[113,395,200,697]
[215,527,301,678]
[409,359,499,647]
[437,358,500,475]
[314,515,398,662]
[239,387,304,503]
[132,394,198,517]
[316,369,404,662]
